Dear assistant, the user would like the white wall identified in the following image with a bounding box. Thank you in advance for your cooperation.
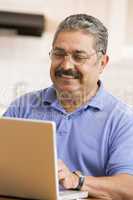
[0,33,53,112]
[0,0,108,22]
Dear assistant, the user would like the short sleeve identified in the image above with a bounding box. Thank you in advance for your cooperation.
[106,110,133,176]
[3,98,22,118]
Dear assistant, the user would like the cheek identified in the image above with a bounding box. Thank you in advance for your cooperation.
[50,63,56,75]
[50,64,55,80]
[76,65,91,77]
[80,67,99,82]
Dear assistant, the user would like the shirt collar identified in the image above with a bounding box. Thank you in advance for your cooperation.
[42,85,57,104]
[42,80,106,111]
[83,80,105,111]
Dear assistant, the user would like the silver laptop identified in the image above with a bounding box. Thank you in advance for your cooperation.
[0,118,88,200]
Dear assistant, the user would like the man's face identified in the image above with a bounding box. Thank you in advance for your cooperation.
[50,31,108,95]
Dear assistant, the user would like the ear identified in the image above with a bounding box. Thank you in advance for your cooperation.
[99,54,109,74]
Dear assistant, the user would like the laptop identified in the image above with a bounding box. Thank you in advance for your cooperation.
[0,118,88,200]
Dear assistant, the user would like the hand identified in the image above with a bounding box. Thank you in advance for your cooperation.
[58,159,79,189]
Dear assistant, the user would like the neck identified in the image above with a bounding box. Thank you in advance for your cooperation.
[57,84,99,112]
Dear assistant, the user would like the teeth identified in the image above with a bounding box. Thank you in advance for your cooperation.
[61,75,73,78]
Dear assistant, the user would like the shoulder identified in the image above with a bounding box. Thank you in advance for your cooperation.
[103,89,133,118]
[99,88,133,139]
[103,90,133,142]
[3,87,50,118]
[12,88,48,107]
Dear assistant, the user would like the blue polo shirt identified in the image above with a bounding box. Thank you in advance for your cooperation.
[3,82,133,176]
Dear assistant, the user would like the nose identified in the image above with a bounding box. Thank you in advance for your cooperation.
[61,55,75,70]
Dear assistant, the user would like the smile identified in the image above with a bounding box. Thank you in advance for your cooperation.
[60,75,75,79]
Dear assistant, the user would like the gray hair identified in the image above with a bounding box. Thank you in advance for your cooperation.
[52,14,108,54]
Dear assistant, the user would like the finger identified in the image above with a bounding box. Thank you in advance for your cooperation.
[58,159,64,166]
[58,170,67,180]
[58,160,65,171]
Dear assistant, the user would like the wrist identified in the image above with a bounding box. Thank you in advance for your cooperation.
[73,171,85,190]
[72,172,79,189]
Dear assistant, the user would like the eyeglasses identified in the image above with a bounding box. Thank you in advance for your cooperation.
[49,49,97,66]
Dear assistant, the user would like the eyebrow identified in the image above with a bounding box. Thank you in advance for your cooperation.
[74,50,88,54]
[54,47,88,54]
[54,47,65,51]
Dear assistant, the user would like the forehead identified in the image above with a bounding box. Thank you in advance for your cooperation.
[53,31,95,52]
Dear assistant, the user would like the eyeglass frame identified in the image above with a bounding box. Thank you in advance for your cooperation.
[49,48,104,66]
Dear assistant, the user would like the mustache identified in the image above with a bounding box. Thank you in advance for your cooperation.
[55,67,81,79]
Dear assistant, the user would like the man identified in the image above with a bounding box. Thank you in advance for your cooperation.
[3,14,133,199]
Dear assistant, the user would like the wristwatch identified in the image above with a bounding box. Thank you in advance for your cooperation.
[73,171,85,190]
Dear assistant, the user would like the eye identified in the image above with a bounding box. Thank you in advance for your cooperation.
[53,51,66,59]
[73,54,88,62]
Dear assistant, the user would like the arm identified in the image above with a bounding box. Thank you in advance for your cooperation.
[58,160,133,200]
[82,173,133,200]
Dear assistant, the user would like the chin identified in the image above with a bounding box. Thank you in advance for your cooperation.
[55,84,80,93]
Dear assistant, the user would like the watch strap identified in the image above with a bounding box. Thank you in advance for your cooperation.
[73,171,85,190]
